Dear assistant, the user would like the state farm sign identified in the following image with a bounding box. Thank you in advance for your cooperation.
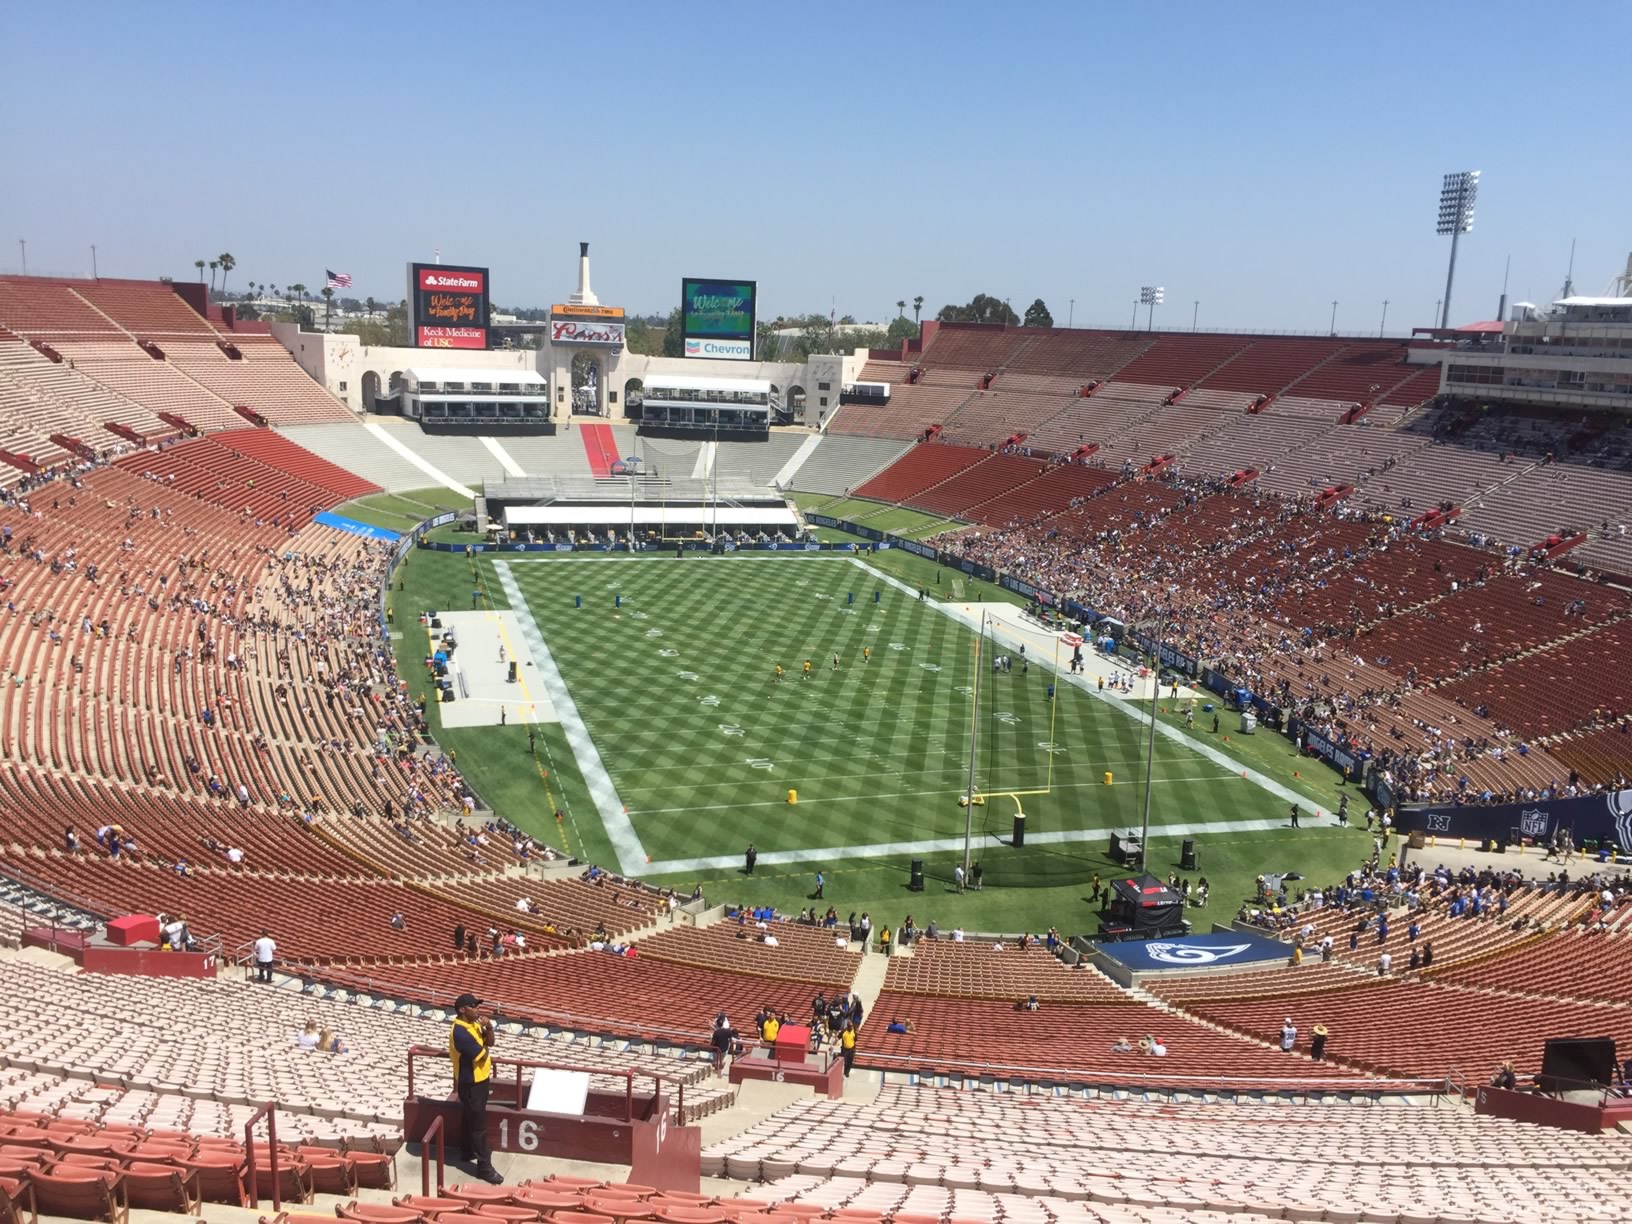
[550,319,626,348]
[417,268,486,293]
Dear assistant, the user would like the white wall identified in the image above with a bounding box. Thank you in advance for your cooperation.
[271,322,870,425]
[271,324,538,414]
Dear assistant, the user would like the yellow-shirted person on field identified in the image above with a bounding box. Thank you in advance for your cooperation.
[449,992,504,1184]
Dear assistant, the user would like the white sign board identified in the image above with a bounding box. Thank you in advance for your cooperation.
[525,1068,591,1116]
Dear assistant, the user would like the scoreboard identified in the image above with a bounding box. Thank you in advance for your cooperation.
[407,263,490,349]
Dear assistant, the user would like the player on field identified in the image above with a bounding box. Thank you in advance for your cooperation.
[803,659,812,680]
[832,653,840,671]
[774,663,784,683]
[863,646,871,664]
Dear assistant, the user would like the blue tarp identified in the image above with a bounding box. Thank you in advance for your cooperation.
[1095,929,1291,973]
[314,511,401,542]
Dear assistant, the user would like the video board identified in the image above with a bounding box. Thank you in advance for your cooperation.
[407,263,490,349]
[681,277,757,361]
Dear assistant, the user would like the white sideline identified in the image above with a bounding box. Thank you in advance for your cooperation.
[494,561,649,875]
[645,814,1308,875]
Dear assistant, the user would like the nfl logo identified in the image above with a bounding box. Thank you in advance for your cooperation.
[1519,809,1550,838]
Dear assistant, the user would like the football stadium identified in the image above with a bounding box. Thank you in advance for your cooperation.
[3,6,1632,1222]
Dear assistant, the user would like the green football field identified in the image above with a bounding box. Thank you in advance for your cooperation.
[388,540,1373,933]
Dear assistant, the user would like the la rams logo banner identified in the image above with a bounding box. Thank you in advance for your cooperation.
[1400,791,1632,848]
[1096,930,1290,973]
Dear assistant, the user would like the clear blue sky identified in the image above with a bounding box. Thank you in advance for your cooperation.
[3,1,1627,333]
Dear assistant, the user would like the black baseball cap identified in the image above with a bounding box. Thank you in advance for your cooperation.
[453,993,482,1010]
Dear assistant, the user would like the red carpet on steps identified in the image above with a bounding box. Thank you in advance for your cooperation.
[580,422,619,477]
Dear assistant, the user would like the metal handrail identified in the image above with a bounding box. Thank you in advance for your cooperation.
[419,1115,445,1197]
[243,1100,280,1212]
[858,1049,1442,1091]
[405,1044,686,1123]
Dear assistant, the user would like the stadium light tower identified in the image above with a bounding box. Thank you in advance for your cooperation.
[1436,170,1480,329]
[1140,285,1164,331]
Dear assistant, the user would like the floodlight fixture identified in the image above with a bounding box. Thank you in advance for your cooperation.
[1140,285,1164,330]
[1436,170,1480,328]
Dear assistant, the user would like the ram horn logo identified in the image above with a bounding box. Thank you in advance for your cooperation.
[1144,942,1251,965]
[1607,790,1632,848]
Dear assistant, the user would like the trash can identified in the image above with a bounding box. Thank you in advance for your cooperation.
[909,859,925,891]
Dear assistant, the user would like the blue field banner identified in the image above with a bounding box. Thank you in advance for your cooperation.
[1096,930,1291,973]
[313,511,401,542]
[953,556,996,582]
[1126,628,1198,675]
[898,538,938,560]
[807,513,839,528]
[1062,598,1098,625]
[1288,717,1368,776]
[1400,790,1632,847]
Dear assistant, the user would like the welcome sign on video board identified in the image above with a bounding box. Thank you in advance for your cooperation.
[407,263,490,349]
[681,277,756,361]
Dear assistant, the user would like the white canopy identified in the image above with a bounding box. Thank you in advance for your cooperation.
[505,505,798,527]
[643,375,772,395]
[406,367,545,385]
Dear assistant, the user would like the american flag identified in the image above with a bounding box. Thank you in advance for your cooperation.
[326,269,353,289]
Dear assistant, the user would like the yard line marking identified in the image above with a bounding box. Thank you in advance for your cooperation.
[495,560,648,874]
[642,813,1312,875]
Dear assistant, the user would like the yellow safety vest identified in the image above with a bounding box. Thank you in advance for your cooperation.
[842,1028,856,1051]
[449,1017,492,1082]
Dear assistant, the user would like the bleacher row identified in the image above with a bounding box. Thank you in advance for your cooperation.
[840,324,1632,579]
[701,1084,1627,1224]
[0,276,351,477]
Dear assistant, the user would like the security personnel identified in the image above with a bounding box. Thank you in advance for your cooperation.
[841,1021,858,1077]
[449,993,503,1184]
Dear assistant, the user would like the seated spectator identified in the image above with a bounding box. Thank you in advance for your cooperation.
[886,1018,914,1034]
[1111,1036,1134,1053]
[295,1021,321,1050]
[1018,995,1040,1012]
[317,1028,347,1054]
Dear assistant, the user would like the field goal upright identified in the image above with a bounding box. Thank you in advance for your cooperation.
[962,610,1063,860]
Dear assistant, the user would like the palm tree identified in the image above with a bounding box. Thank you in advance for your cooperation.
[288,282,306,301]
[912,295,924,326]
[896,299,906,317]
[365,296,377,318]
[320,286,335,329]
[194,260,207,283]
[217,253,235,297]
